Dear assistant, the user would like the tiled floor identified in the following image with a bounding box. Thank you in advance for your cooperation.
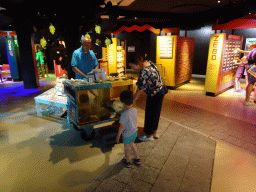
[211,142,256,192]
[84,116,216,192]
[1,75,256,191]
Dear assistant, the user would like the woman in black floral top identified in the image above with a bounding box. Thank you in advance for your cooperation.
[127,53,166,142]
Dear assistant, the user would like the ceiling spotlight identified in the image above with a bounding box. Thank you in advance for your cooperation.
[217,1,221,3]
[100,15,109,19]
[135,17,137,20]
[118,16,125,19]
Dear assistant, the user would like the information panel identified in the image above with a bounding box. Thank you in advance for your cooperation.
[159,36,173,59]
[108,44,113,65]
[245,38,256,51]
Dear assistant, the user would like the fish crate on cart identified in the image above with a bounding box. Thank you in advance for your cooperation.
[63,79,133,141]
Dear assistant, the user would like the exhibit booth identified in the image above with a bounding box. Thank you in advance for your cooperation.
[102,37,126,76]
[0,31,21,83]
[156,35,194,88]
[106,26,195,89]
[206,13,256,96]
[205,33,243,96]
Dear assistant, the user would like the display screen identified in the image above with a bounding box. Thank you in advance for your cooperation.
[108,44,113,65]
[245,38,256,51]
[221,39,242,73]
[159,37,173,59]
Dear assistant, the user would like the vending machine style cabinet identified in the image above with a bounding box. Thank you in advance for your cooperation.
[156,35,194,88]
[205,33,243,96]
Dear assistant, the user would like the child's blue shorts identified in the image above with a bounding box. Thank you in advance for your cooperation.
[123,132,137,144]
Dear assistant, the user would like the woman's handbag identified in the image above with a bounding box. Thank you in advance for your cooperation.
[163,84,168,94]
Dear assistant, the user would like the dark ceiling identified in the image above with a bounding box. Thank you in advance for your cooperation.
[0,0,256,32]
[114,0,256,29]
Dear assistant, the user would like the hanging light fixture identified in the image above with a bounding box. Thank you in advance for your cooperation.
[105,37,111,47]
[49,23,55,35]
[95,25,101,34]
[85,33,91,39]
[40,37,47,48]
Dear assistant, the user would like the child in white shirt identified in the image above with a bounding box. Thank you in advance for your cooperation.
[116,90,141,168]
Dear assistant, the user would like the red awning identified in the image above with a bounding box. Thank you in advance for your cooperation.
[9,31,16,36]
[212,14,256,30]
[0,31,16,36]
[107,25,181,36]
[162,28,180,35]
[0,31,8,36]
[108,24,161,35]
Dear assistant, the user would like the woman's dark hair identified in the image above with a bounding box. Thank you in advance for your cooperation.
[127,53,143,65]
[120,90,133,106]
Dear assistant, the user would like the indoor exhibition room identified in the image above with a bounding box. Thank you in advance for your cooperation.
[1,0,256,192]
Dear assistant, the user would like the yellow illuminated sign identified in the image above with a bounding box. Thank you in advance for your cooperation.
[156,35,177,87]
[205,33,225,93]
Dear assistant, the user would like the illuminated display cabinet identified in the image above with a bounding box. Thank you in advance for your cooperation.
[156,35,195,88]
[102,38,126,76]
[205,33,243,96]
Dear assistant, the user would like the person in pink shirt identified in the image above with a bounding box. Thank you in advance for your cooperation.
[234,56,249,92]
[238,43,256,105]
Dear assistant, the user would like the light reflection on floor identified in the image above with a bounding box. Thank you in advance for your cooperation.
[169,76,256,124]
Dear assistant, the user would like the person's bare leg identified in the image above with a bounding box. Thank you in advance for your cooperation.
[131,142,140,159]
[124,144,131,162]
[235,77,241,91]
[245,75,249,87]
[245,84,254,102]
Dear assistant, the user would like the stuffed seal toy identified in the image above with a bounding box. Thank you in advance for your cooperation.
[101,100,124,118]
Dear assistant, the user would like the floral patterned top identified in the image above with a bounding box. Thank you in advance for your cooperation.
[136,61,164,97]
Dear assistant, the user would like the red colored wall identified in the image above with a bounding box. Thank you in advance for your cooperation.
[175,36,195,85]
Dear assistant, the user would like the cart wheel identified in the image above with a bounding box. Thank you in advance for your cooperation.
[72,123,80,131]
[81,129,95,140]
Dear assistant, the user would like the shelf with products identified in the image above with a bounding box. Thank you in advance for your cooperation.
[116,44,126,76]
[106,38,126,76]
[117,46,124,50]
